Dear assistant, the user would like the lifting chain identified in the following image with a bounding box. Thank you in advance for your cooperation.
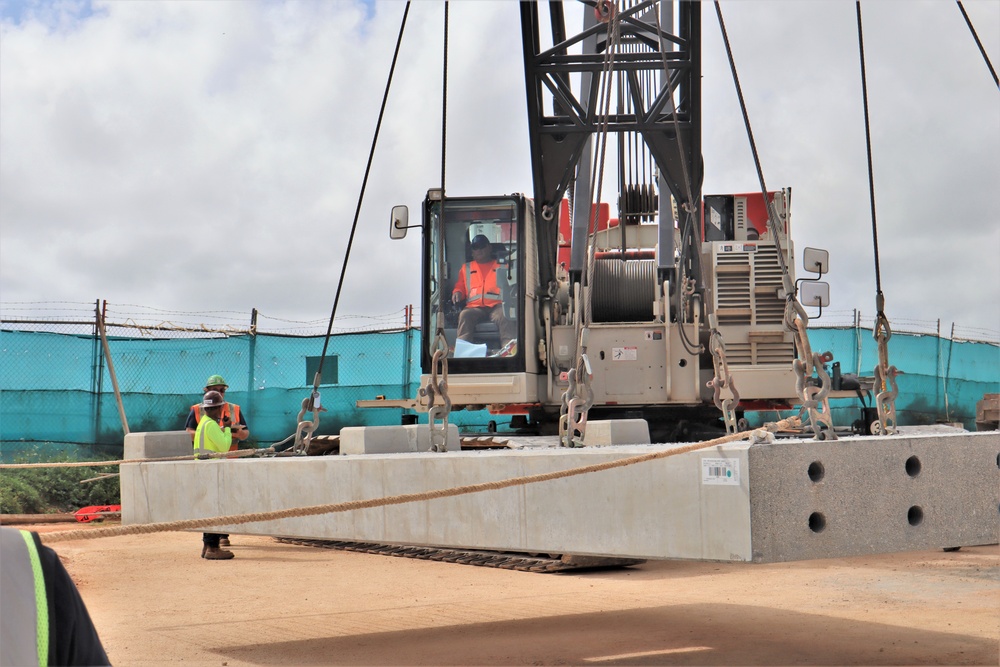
[682,275,697,297]
[559,336,594,448]
[419,331,452,452]
[291,391,325,455]
[707,327,740,434]
[558,2,619,449]
[786,298,837,441]
[872,304,898,435]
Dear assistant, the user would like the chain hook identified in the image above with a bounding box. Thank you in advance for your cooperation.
[291,391,325,455]
[420,331,452,452]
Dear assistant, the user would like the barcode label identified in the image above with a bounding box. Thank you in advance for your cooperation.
[702,458,740,485]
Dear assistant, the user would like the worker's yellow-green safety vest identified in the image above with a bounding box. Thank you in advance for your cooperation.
[193,414,232,459]
[0,527,49,667]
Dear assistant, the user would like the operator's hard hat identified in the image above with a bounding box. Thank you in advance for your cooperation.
[204,374,228,389]
[471,234,491,249]
[201,390,226,409]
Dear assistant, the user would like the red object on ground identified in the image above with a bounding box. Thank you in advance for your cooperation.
[74,505,122,523]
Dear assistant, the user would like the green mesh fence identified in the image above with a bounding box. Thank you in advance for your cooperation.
[1,323,997,461]
[0,326,506,460]
[802,328,999,430]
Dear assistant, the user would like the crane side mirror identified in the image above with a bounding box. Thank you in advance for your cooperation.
[802,247,829,276]
[389,205,409,240]
[799,281,830,309]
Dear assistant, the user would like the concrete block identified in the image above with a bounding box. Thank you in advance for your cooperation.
[124,431,191,460]
[584,419,650,446]
[976,393,999,430]
[339,424,461,454]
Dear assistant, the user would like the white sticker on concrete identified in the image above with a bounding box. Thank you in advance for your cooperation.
[702,457,740,485]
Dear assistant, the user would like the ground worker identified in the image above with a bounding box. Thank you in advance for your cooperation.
[1,527,110,666]
[185,374,249,450]
[451,234,516,346]
[185,374,247,549]
[193,390,237,560]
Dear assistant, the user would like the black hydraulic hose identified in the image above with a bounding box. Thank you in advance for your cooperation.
[855,2,884,307]
[956,1,999,89]
[311,3,411,397]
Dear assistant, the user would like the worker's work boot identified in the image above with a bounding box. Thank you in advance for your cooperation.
[202,545,235,560]
[219,538,231,547]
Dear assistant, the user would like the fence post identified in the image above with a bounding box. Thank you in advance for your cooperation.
[402,305,414,414]
[96,301,129,436]
[853,309,862,376]
[91,299,105,444]
[935,319,941,415]
[943,322,955,422]
[246,308,258,435]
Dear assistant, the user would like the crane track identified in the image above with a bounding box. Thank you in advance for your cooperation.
[275,538,644,573]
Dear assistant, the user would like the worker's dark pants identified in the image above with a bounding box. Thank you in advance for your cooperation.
[202,533,228,547]
[457,304,515,344]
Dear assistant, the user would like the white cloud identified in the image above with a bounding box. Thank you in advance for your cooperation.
[1,0,997,337]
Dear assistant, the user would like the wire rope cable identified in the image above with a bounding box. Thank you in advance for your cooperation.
[310,3,412,398]
[855,2,884,301]
[956,1,999,89]
[712,1,791,281]
[652,2,703,355]
[440,2,450,195]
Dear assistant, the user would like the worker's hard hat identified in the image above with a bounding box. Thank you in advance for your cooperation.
[201,390,226,409]
[204,374,228,389]
[471,234,491,249]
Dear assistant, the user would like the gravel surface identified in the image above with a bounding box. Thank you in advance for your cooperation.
[25,522,999,666]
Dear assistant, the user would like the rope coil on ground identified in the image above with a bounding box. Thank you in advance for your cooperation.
[38,417,800,545]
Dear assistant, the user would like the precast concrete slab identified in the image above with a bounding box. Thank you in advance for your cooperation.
[120,430,1000,563]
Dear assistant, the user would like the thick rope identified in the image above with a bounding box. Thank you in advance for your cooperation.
[39,418,800,545]
[0,447,271,469]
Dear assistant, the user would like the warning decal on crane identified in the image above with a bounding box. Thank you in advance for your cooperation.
[612,347,637,361]
[719,243,757,253]
[701,458,741,485]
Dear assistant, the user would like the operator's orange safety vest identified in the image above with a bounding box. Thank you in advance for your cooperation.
[191,403,241,451]
[454,260,502,308]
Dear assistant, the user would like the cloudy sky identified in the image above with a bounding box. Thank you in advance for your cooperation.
[1,0,997,338]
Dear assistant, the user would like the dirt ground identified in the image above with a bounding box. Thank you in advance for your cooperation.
[26,522,1000,666]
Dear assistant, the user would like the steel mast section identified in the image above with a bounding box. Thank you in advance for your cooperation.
[518,0,702,290]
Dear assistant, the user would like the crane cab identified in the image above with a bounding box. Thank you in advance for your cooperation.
[401,191,546,411]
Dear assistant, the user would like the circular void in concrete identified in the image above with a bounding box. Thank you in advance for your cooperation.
[807,461,825,482]
[808,512,826,533]
[907,505,924,526]
[905,455,921,478]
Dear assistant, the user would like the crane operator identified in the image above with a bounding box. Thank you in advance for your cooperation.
[451,234,516,352]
